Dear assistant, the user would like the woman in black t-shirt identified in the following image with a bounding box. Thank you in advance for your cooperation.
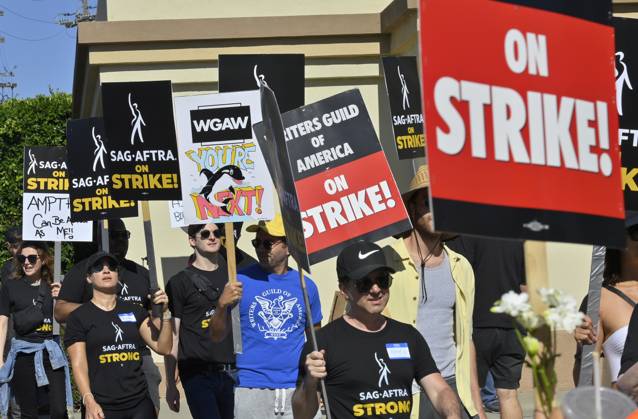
[65,251,173,419]
[0,241,68,419]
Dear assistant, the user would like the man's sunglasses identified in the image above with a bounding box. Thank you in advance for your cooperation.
[109,230,131,240]
[17,254,38,265]
[354,273,393,293]
[251,238,284,250]
[89,260,118,274]
[199,229,222,240]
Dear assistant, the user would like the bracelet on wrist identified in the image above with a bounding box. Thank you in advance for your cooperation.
[162,312,172,320]
[82,392,94,406]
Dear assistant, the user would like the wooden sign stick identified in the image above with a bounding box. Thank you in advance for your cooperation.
[224,222,243,354]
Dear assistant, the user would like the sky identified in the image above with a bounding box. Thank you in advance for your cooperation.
[0,0,96,99]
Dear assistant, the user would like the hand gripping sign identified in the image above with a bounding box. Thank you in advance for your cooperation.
[174,90,275,225]
[22,146,92,241]
[419,0,624,247]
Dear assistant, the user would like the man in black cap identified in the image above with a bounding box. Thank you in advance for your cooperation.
[292,241,461,419]
[54,218,163,413]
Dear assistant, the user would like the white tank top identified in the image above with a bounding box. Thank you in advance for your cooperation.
[603,325,629,382]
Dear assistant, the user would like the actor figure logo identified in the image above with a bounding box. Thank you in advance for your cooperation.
[128,93,146,145]
[398,65,410,111]
[375,352,391,387]
[92,126,107,172]
[253,64,268,88]
[616,51,633,116]
[119,281,129,296]
[251,294,300,340]
[27,149,37,175]
[112,321,124,343]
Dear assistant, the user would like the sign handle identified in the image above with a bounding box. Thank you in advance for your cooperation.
[578,245,605,386]
[141,202,162,318]
[297,262,332,419]
[224,223,243,354]
[52,241,62,336]
[99,219,109,253]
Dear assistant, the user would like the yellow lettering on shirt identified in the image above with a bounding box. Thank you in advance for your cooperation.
[98,351,141,364]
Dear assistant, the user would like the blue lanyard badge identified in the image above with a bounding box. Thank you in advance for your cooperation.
[118,312,137,322]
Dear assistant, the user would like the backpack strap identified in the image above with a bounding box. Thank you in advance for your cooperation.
[603,284,636,307]
[183,269,220,302]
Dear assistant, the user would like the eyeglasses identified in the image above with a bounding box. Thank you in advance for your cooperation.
[354,273,393,293]
[17,254,38,265]
[89,260,118,274]
[251,238,284,250]
[199,229,222,240]
[109,230,131,240]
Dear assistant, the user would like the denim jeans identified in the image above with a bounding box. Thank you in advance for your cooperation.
[181,369,235,419]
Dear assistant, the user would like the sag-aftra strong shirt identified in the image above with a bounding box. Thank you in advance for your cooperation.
[299,317,438,419]
[64,300,149,410]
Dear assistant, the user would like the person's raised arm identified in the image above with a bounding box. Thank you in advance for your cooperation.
[0,315,8,366]
[139,290,172,355]
[67,342,104,419]
[292,349,324,419]
[419,373,462,419]
[209,281,242,343]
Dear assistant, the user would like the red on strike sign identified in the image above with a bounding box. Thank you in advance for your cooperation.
[419,0,625,247]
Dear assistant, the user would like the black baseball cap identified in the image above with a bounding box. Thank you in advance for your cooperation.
[336,241,395,282]
[85,251,119,274]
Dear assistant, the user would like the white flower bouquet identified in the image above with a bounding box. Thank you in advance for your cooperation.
[492,288,585,417]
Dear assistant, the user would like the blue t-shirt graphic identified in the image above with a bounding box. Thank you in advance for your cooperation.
[236,264,322,388]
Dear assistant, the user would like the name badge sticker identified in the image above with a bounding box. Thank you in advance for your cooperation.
[386,343,411,360]
[118,312,136,323]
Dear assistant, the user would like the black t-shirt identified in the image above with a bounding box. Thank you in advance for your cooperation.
[64,300,149,410]
[298,317,438,419]
[0,277,53,342]
[166,263,234,369]
[447,236,525,328]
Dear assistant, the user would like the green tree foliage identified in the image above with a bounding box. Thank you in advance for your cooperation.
[0,93,75,269]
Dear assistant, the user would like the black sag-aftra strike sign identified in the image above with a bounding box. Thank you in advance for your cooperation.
[615,17,638,211]
[420,0,624,247]
[101,81,181,200]
[219,54,305,113]
[66,118,138,222]
[382,56,425,159]
[190,106,252,143]
[253,85,310,271]
[22,146,92,241]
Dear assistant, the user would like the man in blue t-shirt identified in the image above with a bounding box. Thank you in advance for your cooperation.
[210,213,322,419]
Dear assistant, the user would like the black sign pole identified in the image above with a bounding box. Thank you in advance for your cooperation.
[297,261,332,419]
[578,245,606,386]
[224,222,243,354]
[52,241,62,335]
[141,202,162,318]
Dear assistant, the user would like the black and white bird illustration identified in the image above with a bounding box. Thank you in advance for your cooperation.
[199,165,245,214]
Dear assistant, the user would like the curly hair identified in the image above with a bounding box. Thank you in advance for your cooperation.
[13,241,54,284]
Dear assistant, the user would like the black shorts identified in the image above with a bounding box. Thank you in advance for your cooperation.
[473,327,524,390]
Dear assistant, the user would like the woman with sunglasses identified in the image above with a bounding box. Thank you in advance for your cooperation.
[65,251,172,419]
[164,223,237,419]
[0,241,72,419]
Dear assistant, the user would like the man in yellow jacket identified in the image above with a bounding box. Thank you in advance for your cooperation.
[384,165,486,419]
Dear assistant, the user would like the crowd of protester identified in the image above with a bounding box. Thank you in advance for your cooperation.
[2,165,638,418]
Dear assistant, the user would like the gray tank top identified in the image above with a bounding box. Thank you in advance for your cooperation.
[415,251,457,379]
